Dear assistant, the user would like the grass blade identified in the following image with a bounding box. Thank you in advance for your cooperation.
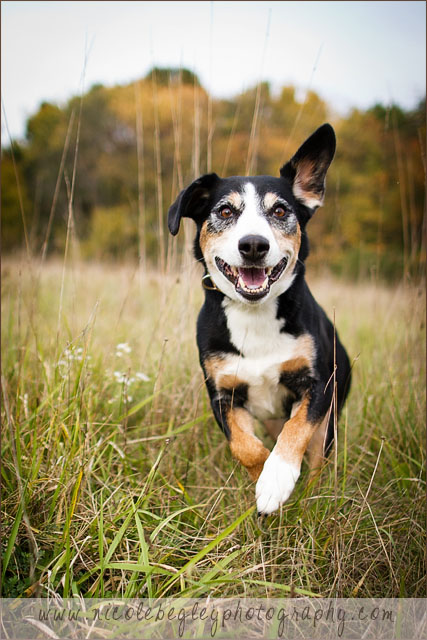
[158,505,255,596]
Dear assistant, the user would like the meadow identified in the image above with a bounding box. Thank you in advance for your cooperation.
[1,254,425,598]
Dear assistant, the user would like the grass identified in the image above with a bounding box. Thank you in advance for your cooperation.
[1,255,426,599]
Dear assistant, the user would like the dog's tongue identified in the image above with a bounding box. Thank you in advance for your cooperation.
[238,267,267,289]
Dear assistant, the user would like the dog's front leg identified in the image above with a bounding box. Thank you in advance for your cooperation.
[204,360,270,481]
[226,407,270,481]
[210,395,270,481]
[256,395,324,514]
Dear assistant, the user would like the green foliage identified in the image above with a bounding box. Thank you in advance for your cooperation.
[2,548,33,597]
[307,101,425,279]
[82,205,139,260]
[145,66,201,87]
[24,101,69,212]
[1,67,425,278]
[1,148,31,249]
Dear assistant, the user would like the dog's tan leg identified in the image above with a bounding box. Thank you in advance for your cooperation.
[263,419,283,442]
[227,407,270,481]
[263,399,304,442]
[204,357,270,481]
[256,397,323,513]
[275,397,318,467]
[306,414,329,479]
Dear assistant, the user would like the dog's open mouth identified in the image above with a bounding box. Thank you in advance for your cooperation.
[215,256,288,300]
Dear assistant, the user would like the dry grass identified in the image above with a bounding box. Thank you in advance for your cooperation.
[1,255,425,598]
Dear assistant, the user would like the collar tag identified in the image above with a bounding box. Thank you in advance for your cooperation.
[201,274,219,291]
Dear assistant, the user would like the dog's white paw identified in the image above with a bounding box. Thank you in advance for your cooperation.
[255,451,300,515]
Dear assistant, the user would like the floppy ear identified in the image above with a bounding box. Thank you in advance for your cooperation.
[168,173,220,236]
[280,123,336,211]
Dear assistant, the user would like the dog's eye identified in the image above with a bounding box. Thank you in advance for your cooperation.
[273,205,286,218]
[218,206,234,219]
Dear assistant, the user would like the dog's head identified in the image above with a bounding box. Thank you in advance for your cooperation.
[168,124,335,304]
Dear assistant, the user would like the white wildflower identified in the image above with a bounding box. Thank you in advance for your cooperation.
[135,372,150,382]
[114,371,127,384]
[116,342,132,354]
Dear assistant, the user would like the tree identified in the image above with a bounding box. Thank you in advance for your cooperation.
[1,146,31,250]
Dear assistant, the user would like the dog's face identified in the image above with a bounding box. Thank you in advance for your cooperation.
[197,176,302,303]
[168,124,336,305]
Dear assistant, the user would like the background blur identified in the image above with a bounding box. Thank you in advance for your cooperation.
[2,0,426,280]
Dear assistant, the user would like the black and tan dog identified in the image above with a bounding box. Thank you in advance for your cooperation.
[168,124,351,514]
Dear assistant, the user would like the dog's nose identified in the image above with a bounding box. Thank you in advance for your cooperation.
[238,235,270,261]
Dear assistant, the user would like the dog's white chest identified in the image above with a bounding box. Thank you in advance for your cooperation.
[222,299,301,420]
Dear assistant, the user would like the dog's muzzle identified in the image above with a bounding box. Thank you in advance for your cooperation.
[215,256,288,301]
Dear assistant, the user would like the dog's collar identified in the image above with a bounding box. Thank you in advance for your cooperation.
[202,273,220,292]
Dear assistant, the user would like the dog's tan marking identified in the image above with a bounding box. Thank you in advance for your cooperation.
[227,191,243,209]
[219,373,246,389]
[275,396,321,468]
[227,407,270,481]
[204,355,225,382]
[280,334,315,374]
[199,221,227,255]
[199,220,210,254]
[205,355,246,391]
[280,356,310,374]
[271,222,301,273]
[263,192,280,210]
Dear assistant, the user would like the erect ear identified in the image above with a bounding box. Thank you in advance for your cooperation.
[168,173,220,236]
[280,124,336,211]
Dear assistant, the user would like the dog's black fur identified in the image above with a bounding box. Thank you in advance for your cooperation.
[168,124,351,514]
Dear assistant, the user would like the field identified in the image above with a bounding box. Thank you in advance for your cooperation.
[1,255,425,598]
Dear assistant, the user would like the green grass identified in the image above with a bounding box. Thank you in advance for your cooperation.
[1,256,425,598]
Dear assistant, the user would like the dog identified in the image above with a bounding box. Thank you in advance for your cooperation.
[168,124,351,514]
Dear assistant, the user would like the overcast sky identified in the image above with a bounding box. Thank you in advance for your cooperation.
[2,0,426,141]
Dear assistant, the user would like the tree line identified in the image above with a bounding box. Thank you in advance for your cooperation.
[2,67,425,279]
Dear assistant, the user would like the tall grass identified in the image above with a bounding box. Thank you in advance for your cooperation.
[1,256,425,598]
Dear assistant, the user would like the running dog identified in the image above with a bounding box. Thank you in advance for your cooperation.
[168,124,351,514]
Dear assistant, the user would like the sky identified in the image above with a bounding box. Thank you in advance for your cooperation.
[1,0,426,142]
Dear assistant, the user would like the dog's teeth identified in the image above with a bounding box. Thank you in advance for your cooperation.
[258,277,268,291]
[237,275,269,294]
